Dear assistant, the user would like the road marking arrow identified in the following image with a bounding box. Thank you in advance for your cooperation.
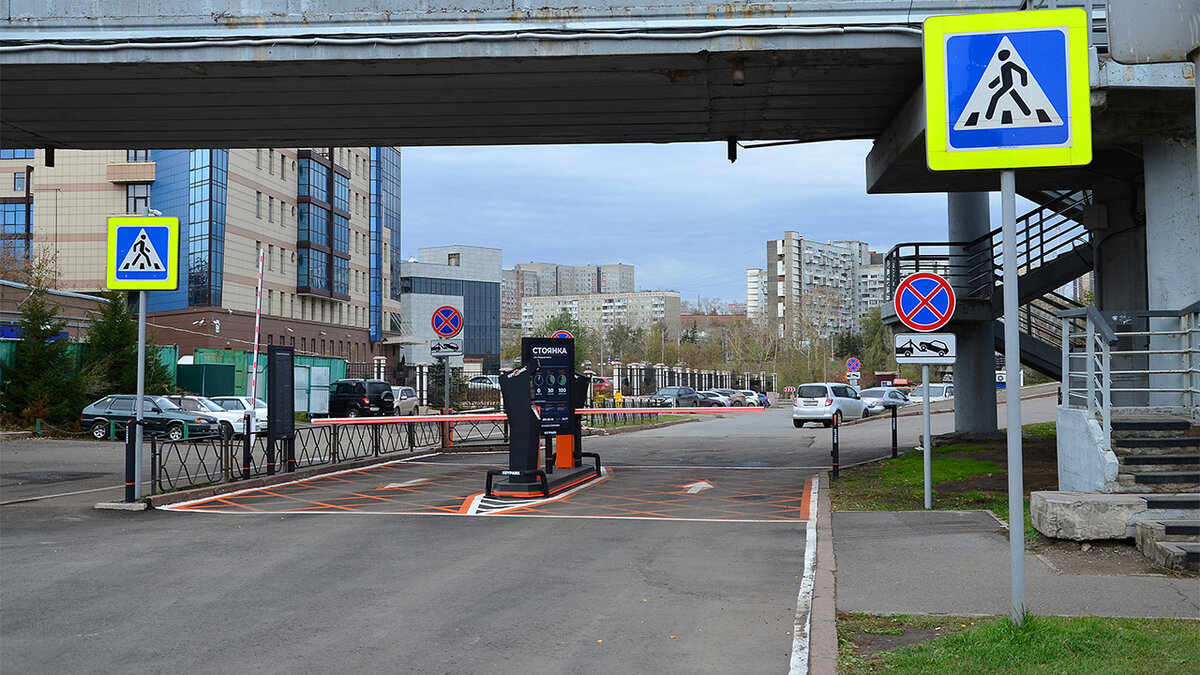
[383,478,431,489]
[681,480,715,494]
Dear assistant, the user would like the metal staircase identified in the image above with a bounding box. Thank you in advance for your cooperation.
[885,189,1094,379]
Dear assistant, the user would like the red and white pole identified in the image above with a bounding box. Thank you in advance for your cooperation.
[248,249,264,400]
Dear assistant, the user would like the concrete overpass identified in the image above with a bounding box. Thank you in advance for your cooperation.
[2,0,1197,435]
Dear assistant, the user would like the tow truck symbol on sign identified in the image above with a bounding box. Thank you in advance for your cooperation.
[896,339,950,358]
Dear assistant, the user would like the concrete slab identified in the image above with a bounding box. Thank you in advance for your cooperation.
[1031,491,1147,540]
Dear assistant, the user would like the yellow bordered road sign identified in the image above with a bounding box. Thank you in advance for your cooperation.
[924,8,1091,171]
[106,216,179,290]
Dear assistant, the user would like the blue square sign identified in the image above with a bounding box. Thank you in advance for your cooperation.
[106,216,179,290]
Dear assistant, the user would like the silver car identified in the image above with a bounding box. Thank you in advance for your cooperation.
[791,382,868,428]
[390,386,420,415]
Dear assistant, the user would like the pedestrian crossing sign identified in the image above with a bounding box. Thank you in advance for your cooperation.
[924,8,1091,171]
[106,216,179,290]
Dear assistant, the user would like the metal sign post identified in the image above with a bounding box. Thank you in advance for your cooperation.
[431,306,464,443]
[924,7,1091,626]
[107,214,179,501]
[895,329,957,511]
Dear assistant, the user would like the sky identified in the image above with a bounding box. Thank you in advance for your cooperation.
[399,140,958,306]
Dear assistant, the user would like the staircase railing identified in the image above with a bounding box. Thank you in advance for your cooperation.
[885,190,1093,302]
[1060,304,1200,436]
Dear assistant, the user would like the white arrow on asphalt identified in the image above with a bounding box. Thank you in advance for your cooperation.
[681,480,715,494]
[383,478,431,489]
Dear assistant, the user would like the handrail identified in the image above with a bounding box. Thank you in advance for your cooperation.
[1058,305,1118,344]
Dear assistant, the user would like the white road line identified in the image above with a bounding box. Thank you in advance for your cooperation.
[790,474,819,675]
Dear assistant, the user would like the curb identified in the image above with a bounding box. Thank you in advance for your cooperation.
[809,470,839,674]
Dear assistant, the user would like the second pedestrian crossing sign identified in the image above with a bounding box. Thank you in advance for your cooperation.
[924,8,1091,171]
[107,216,179,290]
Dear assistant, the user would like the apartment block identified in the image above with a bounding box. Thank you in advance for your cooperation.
[745,268,767,322]
[521,290,680,339]
[765,232,881,342]
[501,261,635,326]
[1,147,409,375]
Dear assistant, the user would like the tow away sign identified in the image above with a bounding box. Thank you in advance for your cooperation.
[895,333,957,365]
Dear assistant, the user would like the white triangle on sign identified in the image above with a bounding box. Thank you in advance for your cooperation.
[953,36,1063,131]
[117,228,166,272]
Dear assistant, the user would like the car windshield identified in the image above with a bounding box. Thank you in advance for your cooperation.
[656,388,680,395]
[916,385,945,396]
[193,397,226,412]
[150,396,180,410]
[859,389,886,398]
[797,385,828,398]
[253,398,267,409]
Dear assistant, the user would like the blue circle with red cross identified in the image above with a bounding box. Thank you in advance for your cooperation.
[846,357,861,372]
[894,272,956,332]
[552,330,574,340]
[431,306,463,338]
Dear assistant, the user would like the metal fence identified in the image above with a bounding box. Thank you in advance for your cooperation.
[150,417,505,495]
[580,397,661,429]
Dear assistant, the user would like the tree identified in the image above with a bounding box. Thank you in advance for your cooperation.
[859,306,896,380]
[1,283,80,426]
[604,321,644,363]
[80,290,173,397]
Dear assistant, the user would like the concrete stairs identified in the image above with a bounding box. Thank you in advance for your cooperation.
[1032,415,1200,571]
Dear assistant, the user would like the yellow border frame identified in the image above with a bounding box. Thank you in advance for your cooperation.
[106,216,180,290]
[924,8,1091,171]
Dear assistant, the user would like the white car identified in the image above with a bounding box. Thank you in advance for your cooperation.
[390,386,420,415]
[166,395,260,439]
[857,387,912,414]
[791,382,869,428]
[467,375,501,389]
[908,383,955,404]
[209,396,270,433]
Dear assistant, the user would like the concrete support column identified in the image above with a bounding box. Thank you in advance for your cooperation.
[1143,135,1199,408]
[948,192,998,435]
[1092,180,1147,407]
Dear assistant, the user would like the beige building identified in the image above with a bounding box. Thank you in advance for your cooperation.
[1,147,408,375]
[765,232,881,342]
[521,290,681,338]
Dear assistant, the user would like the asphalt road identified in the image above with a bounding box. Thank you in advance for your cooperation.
[0,394,1058,673]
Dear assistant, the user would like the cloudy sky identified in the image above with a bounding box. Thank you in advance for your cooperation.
[400,140,963,306]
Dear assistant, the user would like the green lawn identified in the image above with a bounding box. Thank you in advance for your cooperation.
[839,613,1200,674]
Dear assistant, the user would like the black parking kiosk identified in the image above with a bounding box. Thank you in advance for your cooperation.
[485,337,602,498]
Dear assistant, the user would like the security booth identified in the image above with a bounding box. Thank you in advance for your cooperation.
[486,336,602,498]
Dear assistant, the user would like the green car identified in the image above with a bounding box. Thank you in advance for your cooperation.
[81,395,221,441]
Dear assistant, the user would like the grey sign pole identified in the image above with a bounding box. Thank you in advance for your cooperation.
[133,289,146,499]
[922,364,932,509]
[1001,168,1026,624]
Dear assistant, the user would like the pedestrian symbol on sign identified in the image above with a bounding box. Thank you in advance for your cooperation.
[954,36,1062,131]
[117,229,167,273]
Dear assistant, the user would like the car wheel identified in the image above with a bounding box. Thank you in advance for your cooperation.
[409,407,418,416]
[166,424,185,442]
[220,421,234,441]
[90,420,110,440]
[345,408,359,418]
[861,408,870,419]
[792,420,803,428]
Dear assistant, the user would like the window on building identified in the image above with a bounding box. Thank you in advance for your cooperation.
[268,149,275,174]
[267,244,274,270]
[13,172,25,192]
[280,154,286,178]
[268,196,274,222]
[267,289,273,314]
[301,337,306,352]
[0,149,34,159]
[127,150,151,162]
[126,184,150,214]
[256,191,262,218]
[256,149,262,168]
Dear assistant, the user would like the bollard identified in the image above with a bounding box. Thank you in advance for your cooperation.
[241,416,252,480]
[891,404,898,459]
[34,418,42,436]
[285,437,296,472]
[150,435,158,495]
[124,419,137,502]
[831,412,840,480]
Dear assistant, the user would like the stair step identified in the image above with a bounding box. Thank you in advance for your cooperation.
[1133,472,1200,485]
[1114,437,1200,449]
[1144,494,1200,510]
[1121,455,1200,472]
[1151,541,1200,571]
[1112,418,1193,432]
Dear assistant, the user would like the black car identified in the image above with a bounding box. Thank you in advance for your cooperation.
[329,378,395,417]
[646,386,701,407]
[81,395,221,441]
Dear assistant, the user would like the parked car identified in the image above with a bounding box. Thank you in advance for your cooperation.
[328,379,395,417]
[755,392,772,408]
[908,383,955,404]
[857,387,912,414]
[740,390,764,407]
[713,388,748,406]
[591,376,614,394]
[646,386,701,407]
[467,375,501,390]
[165,394,263,439]
[390,386,420,415]
[82,395,221,441]
[209,396,271,430]
[697,390,730,407]
[791,382,869,428]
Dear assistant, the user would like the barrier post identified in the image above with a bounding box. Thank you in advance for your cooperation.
[891,404,898,459]
[241,417,252,480]
[373,423,381,457]
[124,419,137,502]
[831,413,840,480]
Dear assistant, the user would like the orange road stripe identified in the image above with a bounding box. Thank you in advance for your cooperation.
[459,492,484,513]
[799,475,814,520]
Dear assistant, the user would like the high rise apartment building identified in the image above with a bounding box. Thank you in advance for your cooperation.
[1,147,409,372]
[521,290,680,339]
[763,232,883,342]
[500,261,635,326]
[745,268,767,322]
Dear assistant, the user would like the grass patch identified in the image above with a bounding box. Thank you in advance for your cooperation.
[839,613,1200,674]
[1022,421,1056,440]
[879,453,999,487]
